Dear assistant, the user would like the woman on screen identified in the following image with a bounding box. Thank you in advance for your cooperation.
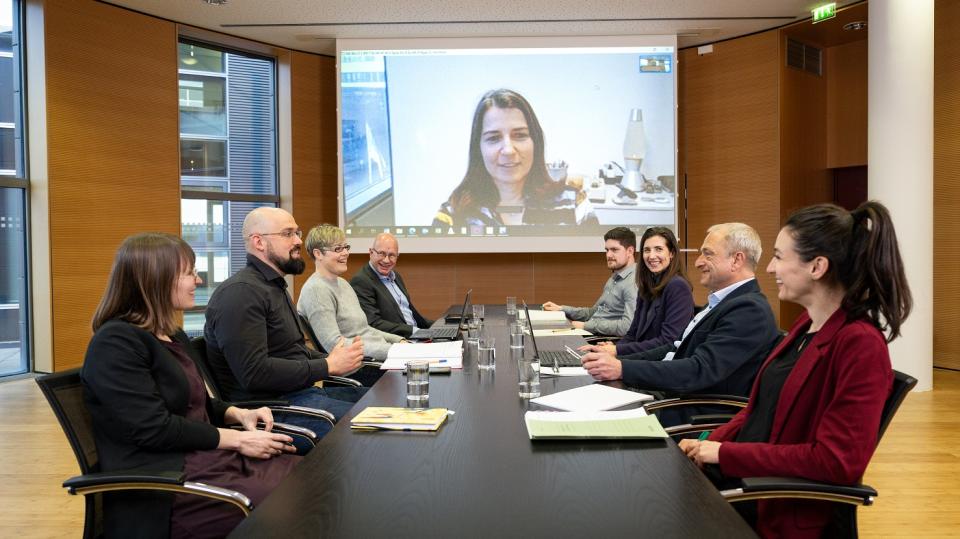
[679,201,912,538]
[81,233,300,538]
[590,227,693,356]
[432,88,596,227]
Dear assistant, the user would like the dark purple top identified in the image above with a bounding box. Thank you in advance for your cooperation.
[615,275,694,356]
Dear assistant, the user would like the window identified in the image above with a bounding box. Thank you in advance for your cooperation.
[179,40,277,337]
[0,0,28,377]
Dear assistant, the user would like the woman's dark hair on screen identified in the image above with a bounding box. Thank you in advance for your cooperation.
[446,88,561,213]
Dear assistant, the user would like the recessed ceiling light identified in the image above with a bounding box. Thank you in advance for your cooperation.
[843,21,867,31]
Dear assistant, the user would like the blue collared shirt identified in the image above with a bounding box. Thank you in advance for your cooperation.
[371,262,419,328]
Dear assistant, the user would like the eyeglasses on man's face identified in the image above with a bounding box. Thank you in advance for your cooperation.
[324,244,351,254]
[370,248,398,261]
[250,229,303,240]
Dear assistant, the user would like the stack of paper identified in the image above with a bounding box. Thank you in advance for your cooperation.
[380,341,463,370]
[351,407,450,431]
[519,309,569,323]
[530,383,653,411]
[524,408,668,440]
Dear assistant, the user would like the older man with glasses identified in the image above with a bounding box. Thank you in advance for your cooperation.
[349,232,434,338]
[204,207,366,440]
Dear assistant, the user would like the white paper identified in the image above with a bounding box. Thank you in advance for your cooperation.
[532,328,592,337]
[539,365,590,377]
[525,407,648,422]
[530,383,653,411]
[381,341,463,370]
[518,309,569,323]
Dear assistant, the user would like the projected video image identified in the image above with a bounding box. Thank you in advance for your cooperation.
[339,40,677,250]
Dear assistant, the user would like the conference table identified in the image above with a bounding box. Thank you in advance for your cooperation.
[229,305,756,538]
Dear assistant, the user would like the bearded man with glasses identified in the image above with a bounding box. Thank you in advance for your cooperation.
[204,207,366,440]
[349,232,434,338]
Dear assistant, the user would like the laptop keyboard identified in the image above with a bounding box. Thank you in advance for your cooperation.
[413,326,460,339]
[538,350,582,367]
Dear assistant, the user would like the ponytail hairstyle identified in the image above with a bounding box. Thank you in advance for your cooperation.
[784,201,912,342]
[636,227,687,301]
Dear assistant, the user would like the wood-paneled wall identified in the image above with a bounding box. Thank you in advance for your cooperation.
[679,31,782,320]
[44,0,180,371]
[826,39,868,168]
[934,0,960,370]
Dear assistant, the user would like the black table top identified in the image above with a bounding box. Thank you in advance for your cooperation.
[229,306,756,538]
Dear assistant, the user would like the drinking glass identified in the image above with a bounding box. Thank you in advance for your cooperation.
[406,359,430,405]
[478,336,496,370]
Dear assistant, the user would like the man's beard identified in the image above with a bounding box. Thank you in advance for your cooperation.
[269,249,306,275]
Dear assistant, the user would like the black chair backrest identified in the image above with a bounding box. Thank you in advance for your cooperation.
[298,313,327,353]
[189,336,224,401]
[878,369,917,442]
[36,369,104,539]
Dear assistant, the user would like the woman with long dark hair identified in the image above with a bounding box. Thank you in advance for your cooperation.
[82,233,300,538]
[592,227,693,356]
[679,201,912,538]
[433,88,596,226]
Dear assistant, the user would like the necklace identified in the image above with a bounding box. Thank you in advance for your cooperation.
[797,332,815,352]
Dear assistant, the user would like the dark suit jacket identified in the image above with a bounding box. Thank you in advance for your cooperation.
[616,275,694,356]
[709,309,893,539]
[620,278,778,397]
[349,263,433,337]
[81,320,230,539]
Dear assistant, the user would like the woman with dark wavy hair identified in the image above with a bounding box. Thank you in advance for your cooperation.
[433,88,595,227]
[680,201,912,538]
[82,233,300,538]
[591,226,693,356]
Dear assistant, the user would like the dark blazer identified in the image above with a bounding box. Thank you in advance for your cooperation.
[709,309,893,539]
[349,263,433,337]
[620,278,778,397]
[616,275,694,356]
[81,320,230,539]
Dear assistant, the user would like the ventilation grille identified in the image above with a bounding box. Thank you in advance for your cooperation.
[786,38,822,76]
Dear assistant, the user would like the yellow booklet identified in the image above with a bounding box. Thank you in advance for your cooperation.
[351,407,449,431]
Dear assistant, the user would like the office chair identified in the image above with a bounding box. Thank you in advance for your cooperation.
[297,313,385,387]
[36,369,257,539]
[189,336,337,428]
[713,370,918,538]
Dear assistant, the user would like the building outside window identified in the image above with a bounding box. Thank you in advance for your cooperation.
[178,41,278,336]
[0,0,28,377]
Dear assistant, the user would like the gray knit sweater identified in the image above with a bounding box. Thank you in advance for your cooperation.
[297,272,403,360]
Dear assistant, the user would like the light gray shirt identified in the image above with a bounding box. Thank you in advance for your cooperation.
[562,263,638,336]
[297,272,403,360]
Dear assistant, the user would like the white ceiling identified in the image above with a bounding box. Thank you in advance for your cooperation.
[100,0,863,55]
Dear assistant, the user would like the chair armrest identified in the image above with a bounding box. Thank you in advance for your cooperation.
[268,405,336,425]
[644,394,749,412]
[230,421,319,452]
[664,423,727,438]
[324,375,363,387]
[63,470,254,515]
[721,477,877,506]
[690,413,735,425]
[362,360,383,368]
[229,399,291,408]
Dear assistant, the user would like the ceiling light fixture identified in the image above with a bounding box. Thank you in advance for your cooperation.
[843,21,867,31]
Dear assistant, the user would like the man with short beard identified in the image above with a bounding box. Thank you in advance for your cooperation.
[204,207,366,439]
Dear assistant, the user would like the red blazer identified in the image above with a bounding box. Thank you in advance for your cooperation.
[709,308,893,538]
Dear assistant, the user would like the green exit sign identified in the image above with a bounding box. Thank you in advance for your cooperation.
[812,3,837,23]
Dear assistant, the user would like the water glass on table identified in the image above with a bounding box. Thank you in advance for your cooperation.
[505,296,517,322]
[406,359,430,405]
[509,321,525,348]
[515,347,540,399]
[478,336,496,370]
[466,317,481,340]
[464,335,480,365]
[472,304,485,327]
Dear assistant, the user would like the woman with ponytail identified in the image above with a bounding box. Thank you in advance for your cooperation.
[679,201,912,538]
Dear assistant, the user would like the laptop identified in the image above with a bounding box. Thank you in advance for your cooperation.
[522,301,583,369]
[410,289,471,340]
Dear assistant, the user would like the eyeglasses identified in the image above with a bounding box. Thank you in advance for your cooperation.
[250,229,303,239]
[371,248,398,261]
[324,244,351,254]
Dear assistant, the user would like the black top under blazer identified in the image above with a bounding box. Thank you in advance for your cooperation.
[81,319,230,539]
[349,263,433,337]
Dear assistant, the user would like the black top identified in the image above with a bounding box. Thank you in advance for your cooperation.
[81,320,232,538]
[349,262,433,338]
[736,332,817,443]
[205,253,329,402]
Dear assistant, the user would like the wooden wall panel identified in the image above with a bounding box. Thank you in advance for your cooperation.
[45,0,179,371]
[779,33,834,326]
[934,0,960,370]
[826,39,868,168]
[679,31,782,320]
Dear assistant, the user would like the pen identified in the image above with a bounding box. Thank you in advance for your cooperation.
[698,431,710,441]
